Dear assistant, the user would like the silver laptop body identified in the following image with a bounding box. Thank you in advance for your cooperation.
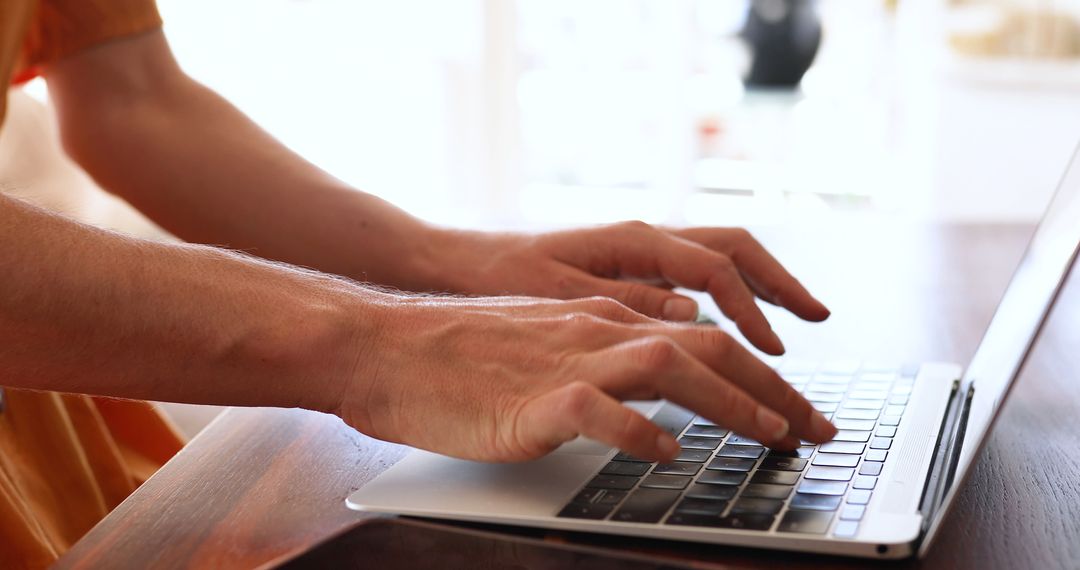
[347,144,1080,559]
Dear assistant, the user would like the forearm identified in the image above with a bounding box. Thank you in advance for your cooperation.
[45,31,443,292]
[0,192,379,411]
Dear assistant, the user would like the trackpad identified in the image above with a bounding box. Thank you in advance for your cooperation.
[551,401,663,457]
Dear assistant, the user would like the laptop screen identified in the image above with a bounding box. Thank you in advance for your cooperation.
[930,143,1080,536]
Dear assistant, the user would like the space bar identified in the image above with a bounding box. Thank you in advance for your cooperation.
[650,403,695,437]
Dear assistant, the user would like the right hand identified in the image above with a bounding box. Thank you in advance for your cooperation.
[331,295,837,463]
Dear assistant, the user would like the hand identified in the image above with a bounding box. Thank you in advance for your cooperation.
[332,294,837,463]
[425,222,830,356]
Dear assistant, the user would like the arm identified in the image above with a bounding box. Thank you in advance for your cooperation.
[44,30,443,292]
[0,193,835,462]
[45,31,829,357]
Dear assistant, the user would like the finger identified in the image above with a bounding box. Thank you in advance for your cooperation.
[598,224,783,354]
[573,272,699,322]
[580,336,801,450]
[517,381,680,462]
[704,265,785,355]
[633,324,836,443]
[676,228,830,322]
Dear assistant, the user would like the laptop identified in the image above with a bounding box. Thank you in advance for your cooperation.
[346,144,1080,559]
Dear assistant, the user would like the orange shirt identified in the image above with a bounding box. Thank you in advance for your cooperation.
[1,0,162,122]
[1,2,183,569]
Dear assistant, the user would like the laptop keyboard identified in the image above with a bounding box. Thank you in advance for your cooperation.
[556,361,915,539]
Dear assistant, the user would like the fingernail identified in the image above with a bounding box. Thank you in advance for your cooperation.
[656,433,681,460]
[811,411,838,440]
[755,407,789,440]
[662,297,698,321]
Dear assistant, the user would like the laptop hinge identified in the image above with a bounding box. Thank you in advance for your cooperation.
[917,378,975,538]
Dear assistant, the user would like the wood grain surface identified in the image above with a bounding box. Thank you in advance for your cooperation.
[55,222,1080,569]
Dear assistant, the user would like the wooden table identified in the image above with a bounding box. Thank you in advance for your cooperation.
[56,223,1080,570]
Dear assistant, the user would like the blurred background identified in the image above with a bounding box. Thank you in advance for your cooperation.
[150,0,1080,229]
[8,0,1080,435]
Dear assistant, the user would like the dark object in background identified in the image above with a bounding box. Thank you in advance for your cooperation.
[741,0,822,88]
[270,518,691,570]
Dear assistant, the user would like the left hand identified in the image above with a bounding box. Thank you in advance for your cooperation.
[425,222,830,355]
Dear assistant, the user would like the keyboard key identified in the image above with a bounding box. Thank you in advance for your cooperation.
[600,462,651,477]
[876,426,897,438]
[790,493,843,511]
[685,483,738,500]
[821,360,860,374]
[569,488,604,504]
[879,416,901,426]
[742,484,793,500]
[640,474,691,490]
[707,457,757,472]
[717,513,776,531]
[835,409,879,420]
[726,435,762,446]
[833,419,876,431]
[558,502,615,519]
[676,449,713,463]
[832,430,872,443]
[612,452,650,463]
[819,442,866,455]
[596,490,629,505]
[653,405,696,436]
[812,402,838,413]
[884,405,906,416]
[751,470,801,486]
[853,476,877,490]
[665,513,724,527]
[806,383,848,394]
[760,456,808,471]
[679,436,721,450]
[812,454,859,468]
[798,480,848,495]
[870,438,893,450]
[653,462,702,476]
[612,488,681,523]
[806,466,855,481]
[848,390,889,400]
[698,471,747,486]
[804,391,843,403]
[843,400,885,410]
[691,415,718,427]
[859,462,883,476]
[840,504,865,521]
[717,445,764,459]
[685,425,729,438]
[865,449,888,462]
[767,447,814,459]
[586,475,638,490]
[834,520,859,538]
[889,395,909,405]
[847,490,872,505]
[674,497,729,516]
[730,498,785,515]
[778,510,834,534]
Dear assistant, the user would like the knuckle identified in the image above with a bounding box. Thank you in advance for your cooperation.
[585,296,629,319]
[558,381,597,420]
[617,220,653,234]
[731,227,754,244]
[701,329,735,358]
[565,312,603,328]
[636,336,680,371]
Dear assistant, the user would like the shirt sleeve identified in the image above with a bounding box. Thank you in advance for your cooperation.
[14,0,162,83]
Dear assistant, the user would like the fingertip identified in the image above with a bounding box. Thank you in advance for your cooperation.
[656,433,681,462]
